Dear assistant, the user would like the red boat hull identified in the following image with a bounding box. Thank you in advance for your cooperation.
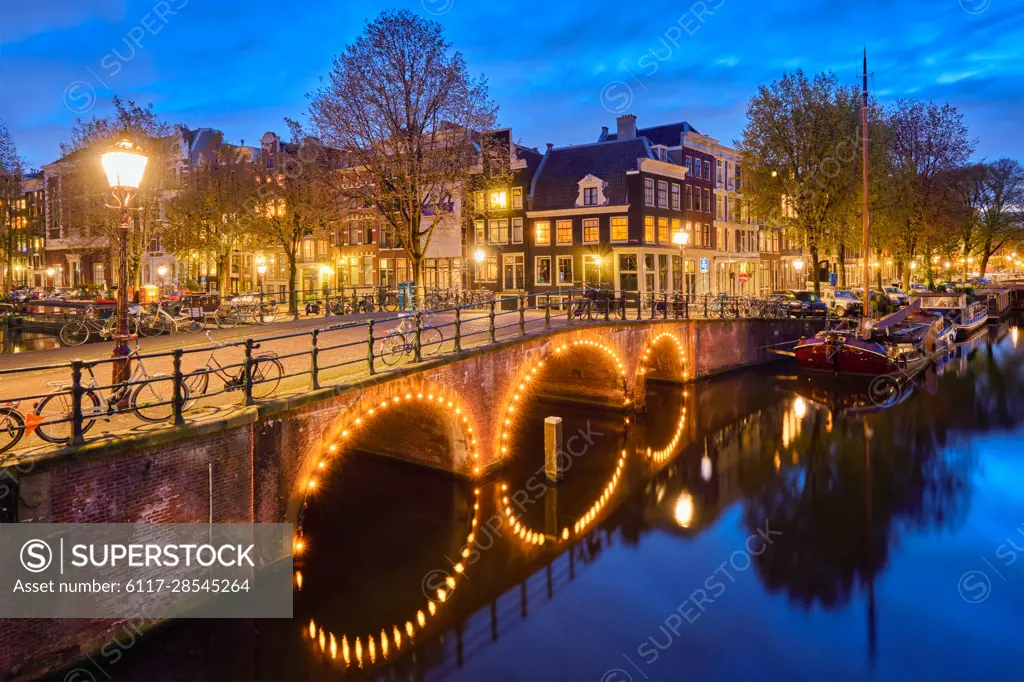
[794,337,895,375]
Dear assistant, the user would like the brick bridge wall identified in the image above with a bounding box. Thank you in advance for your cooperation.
[0,317,816,680]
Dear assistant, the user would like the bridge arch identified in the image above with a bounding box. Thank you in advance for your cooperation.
[288,384,482,526]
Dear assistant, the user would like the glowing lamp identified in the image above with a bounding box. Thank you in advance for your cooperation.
[474,249,485,264]
[793,259,805,272]
[101,139,148,189]
[672,229,690,246]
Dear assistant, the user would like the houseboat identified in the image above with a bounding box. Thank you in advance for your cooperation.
[975,287,1013,322]
[909,292,988,339]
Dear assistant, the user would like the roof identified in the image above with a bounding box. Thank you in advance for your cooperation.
[531,138,652,211]
[600,121,700,146]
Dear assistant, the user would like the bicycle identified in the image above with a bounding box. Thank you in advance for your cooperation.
[378,314,444,366]
[0,402,44,455]
[59,306,140,346]
[140,300,204,335]
[184,332,284,402]
[33,339,190,444]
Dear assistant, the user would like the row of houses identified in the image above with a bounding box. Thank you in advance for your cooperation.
[4,114,862,301]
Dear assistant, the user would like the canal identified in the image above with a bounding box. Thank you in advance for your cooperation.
[45,321,1024,681]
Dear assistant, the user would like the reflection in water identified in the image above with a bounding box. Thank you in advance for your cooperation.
[0,327,62,354]
[42,320,1024,681]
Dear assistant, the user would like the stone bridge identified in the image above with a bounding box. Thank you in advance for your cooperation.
[0,317,817,678]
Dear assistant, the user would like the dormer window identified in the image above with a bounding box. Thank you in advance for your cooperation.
[576,174,609,208]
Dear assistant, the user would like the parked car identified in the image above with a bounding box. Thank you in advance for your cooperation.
[909,282,930,294]
[828,289,863,317]
[884,286,910,306]
[772,290,829,318]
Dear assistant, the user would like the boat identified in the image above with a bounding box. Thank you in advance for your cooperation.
[975,287,1012,321]
[909,292,988,339]
[793,299,957,376]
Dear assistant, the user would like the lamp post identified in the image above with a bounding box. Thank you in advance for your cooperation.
[100,139,149,388]
[257,264,267,295]
[45,267,54,288]
[157,265,167,298]
[672,228,690,302]
[474,248,485,289]
[793,259,805,290]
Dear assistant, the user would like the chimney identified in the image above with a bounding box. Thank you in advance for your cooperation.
[546,143,553,152]
[616,114,637,141]
[601,126,609,137]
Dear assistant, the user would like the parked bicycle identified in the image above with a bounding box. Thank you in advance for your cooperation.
[378,314,444,366]
[185,333,284,403]
[33,339,189,444]
[140,300,204,335]
[0,402,44,455]
[59,306,140,346]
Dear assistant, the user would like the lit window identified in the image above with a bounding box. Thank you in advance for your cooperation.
[490,190,508,209]
[536,256,551,284]
[489,219,509,244]
[556,220,572,245]
[583,218,599,243]
[475,220,485,244]
[611,216,628,242]
[535,221,551,245]
[657,217,668,244]
[644,216,655,243]
[557,255,574,285]
[512,187,523,210]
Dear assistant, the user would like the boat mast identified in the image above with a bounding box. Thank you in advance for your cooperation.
[861,48,871,337]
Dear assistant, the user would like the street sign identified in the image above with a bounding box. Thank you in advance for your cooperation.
[738,272,750,284]
[699,257,709,273]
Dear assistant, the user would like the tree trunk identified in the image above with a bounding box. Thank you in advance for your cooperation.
[810,247,820,295]
[900,261,910,292]
[838,244,847,288]
[288,253,299,319]
[217,255,229,297]
[979,253,989,280]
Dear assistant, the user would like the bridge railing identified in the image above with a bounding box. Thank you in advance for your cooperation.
[0,290,790,456]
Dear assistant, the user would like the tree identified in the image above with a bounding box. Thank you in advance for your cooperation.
[876,100,974,290]
[966,158,1024,278]
[243,125,334,316]
[164,142,264,295]
[0,120,24,295]
[306,8,500,288]
[739,70,861,294]
[59,97,173,292]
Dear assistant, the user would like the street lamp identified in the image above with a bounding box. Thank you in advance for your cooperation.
[257,264,267,296]
[474,249,485,264]
[793,259,804,289]
[157,265,167,298]
[672,228,690,302]
[101,139,149,390]
[46,267,55,287]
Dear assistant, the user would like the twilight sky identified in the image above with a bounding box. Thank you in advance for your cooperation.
[1,0,1021,169]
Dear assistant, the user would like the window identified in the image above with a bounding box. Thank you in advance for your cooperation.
[477,254,497,282]
[716,159,723,185]
[489,219,509,244]
[583,218,599,243]
[512,217,524,244]
[512,187,523,210]
[583,187,598,206]
[619,253,638,291]
[686,221,695,246]
[475,191,485,212]
[557,255,573,285]
[363,224,373,244]
[686,185,693,210]
[475,220,485,245]
[671,218,682,243]
[644,178,655,206]
[735,164,742,191]
[303,240,315,260]
[717,194,724,220]
[694,188,701,212]
[611,216,628,242]
[704,189,711,212]
[644,216,655,243]
[684,156,692,173]
[657,180,669,208]
[739,230,745,253]
[724,196,729,222]
[703,223,711,247]
[703,160,711,180]
[671,184,681,210]
[657,217,668,244]
[556,220,573,245]
[536,256,552,284]
[490,190,507,209]
[503,254,524,290]
[535,221,551,245]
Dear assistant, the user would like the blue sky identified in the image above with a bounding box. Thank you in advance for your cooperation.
[1,0,1021,169]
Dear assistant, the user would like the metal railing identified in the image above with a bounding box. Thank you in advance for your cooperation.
[0,289,790,456]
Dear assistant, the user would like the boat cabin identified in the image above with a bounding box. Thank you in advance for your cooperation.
[975,287,1012,320]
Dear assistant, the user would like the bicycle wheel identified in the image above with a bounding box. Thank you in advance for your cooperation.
[378,334,406,366]
[216,308,240,329]
[256,304,278,325]
[380,294,398,312]
[420,328,444,356]
[34,390,101,444]
[131,375,187,423]
[250,356,284,400]
[179,317,204,333]
[184,368,210,405]
[60,320,90,347]
[0,408,26,455]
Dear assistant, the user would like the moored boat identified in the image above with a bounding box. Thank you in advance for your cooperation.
[794,299,956,376]
[909,292,987,339]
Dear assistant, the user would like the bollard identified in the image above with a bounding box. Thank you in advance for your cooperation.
[488,300,496,343]
[518,295,526,336]
[544,416,563,482]
[310,329,321,389]
[70,360,85,446]
[544,294,551,329]
[545,486,559,539]
[454,306,462,352]
[413,311,423,362]
[242,338,255,405]
[366,320,376,375]
[171,349,185,426]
